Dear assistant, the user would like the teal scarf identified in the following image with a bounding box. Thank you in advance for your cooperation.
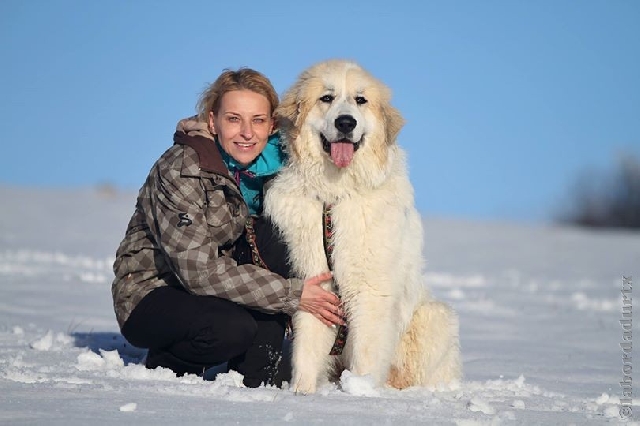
[217,133,286,215]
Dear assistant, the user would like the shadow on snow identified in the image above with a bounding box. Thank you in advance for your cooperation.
[71,331,146,365]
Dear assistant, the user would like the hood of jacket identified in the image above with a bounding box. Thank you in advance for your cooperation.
[175,116,214,141]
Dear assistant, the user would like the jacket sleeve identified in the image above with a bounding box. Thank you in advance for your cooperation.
[143,158,303,316]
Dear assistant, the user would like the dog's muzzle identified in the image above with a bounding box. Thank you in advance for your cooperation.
[320,115,363,168]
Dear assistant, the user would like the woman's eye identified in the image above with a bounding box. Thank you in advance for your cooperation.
[253,118,265,123]
[355,96,368,105]
[319,94,334,103]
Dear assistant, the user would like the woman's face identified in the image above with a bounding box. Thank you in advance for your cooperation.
[209,90,274,167]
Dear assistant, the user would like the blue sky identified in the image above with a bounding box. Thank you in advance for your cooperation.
[1,0,638,223]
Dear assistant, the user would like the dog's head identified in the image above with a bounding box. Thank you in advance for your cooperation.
[277,60,404,173]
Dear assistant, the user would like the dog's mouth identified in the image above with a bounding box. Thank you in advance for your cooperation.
[321,134,362,168]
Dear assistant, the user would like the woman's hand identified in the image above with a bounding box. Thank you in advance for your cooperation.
[299,272,345,327]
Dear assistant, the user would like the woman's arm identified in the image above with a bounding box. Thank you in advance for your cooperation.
[142,151,303,315]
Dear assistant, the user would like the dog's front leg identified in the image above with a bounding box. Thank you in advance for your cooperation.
[346,294,398,387]
[291,311,337,394]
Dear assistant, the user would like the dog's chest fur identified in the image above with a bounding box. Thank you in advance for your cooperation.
[265,166,413,299]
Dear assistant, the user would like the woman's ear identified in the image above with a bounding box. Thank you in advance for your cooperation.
[208,111,216,135]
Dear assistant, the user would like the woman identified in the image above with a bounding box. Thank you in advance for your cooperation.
[112,68,344,388]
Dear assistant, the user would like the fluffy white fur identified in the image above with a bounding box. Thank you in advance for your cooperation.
[264,60,461,394]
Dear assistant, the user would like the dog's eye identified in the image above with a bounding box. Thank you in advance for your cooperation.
[319,94,334,103]
[355,96,368,105]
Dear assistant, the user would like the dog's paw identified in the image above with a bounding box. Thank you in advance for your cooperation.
[291,375,317,395]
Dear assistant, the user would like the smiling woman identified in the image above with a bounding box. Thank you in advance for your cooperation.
[197,69,280,168]
[110,68,343,388]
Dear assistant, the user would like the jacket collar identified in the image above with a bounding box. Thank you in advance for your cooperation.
[172,116,286,180]
[217,132,286,178]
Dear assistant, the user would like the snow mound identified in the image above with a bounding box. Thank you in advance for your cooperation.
[119,403,137,412]
[76,349,124,371]
[212,370,245,388]
[339,370,380,397]
[30,330,73,351]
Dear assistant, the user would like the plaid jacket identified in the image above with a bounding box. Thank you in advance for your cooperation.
[111,118,303,328]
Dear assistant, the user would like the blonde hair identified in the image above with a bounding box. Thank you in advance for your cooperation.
[196,68,279,122]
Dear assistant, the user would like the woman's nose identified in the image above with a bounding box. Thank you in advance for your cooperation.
[240,121,254,139]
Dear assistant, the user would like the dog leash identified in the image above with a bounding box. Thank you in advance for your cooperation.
[244,217,268,269]
[323,203,349,355]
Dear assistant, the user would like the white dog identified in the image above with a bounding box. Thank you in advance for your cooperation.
[264,60,461,394]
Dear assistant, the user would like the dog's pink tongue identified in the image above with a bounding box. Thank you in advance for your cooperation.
[330,142,354,168]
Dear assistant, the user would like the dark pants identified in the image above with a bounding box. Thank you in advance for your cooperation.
[121,217,292,388]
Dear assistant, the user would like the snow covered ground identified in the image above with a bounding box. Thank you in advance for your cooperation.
[0,185,638,425]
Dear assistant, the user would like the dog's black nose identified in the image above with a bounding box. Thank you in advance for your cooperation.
[335,115,357,134]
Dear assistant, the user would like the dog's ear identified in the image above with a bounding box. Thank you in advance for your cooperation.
[274,85,299,160]
[276,87,299,136]
[383,103,405,144]
[276,79,316,160]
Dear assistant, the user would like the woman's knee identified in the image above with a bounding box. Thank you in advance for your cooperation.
[190,307,258,359]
